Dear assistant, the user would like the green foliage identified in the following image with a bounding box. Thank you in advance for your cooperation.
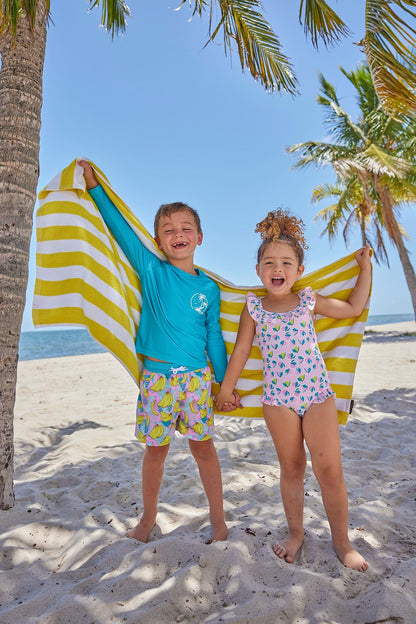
[88,0,130,39]
[362,0,416,118]
[0,1,130,38]
[299,0,350,47]
[0,0,50,35]
[288,64,416,265]
[2,0,416,116]
[185,0,298,93]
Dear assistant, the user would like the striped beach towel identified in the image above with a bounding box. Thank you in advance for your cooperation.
[33,159,371,425]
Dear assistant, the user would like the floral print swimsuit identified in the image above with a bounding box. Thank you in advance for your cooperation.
[247,287,334,416]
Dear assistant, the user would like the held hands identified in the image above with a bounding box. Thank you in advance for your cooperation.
[78,159,99,190]
[214,388,243,412]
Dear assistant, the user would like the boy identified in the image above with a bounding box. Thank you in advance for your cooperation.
[80,161,228,543]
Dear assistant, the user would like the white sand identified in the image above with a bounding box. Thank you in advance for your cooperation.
[1,322,415,623]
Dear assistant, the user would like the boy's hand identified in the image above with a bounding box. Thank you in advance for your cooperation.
[78,159,99,190]
[355,244,372,269]
[232,390,243,409]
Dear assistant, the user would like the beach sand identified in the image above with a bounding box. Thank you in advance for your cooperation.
[1,322,415,623]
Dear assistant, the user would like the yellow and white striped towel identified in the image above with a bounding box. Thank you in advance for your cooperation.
[33,159,371,425]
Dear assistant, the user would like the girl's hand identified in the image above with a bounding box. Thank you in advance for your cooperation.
[355,244,372,269]
[78,159,99,190]
[214,388,241,412]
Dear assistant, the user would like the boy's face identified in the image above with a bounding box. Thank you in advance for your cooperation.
[155,210,203,263]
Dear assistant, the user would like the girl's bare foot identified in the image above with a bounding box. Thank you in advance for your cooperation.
[335,543,368,572]
[272,533,303,563]
[126,518,155,543]
[205,520,228,544]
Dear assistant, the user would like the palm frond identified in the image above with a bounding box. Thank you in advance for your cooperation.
[381,175,416,202]
[298,0,350,47]
[188,0,298,93]
[317,73,368,145]
[288,141,352,169]
[363,0,416,117]
[0,0,51,35]
[312,176,361,243]
[372,219,390,266]
[88,0,131,38]
[357,144,411,177]
[311,183,342,203]
[342,210,364,247]
[340,65,381,121]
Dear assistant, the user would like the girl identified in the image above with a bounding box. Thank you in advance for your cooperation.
[215,209,371,572]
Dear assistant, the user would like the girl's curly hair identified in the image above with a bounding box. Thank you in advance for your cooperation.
[255,209,308,265]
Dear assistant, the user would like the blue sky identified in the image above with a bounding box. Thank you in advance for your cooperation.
[22,1,416,330]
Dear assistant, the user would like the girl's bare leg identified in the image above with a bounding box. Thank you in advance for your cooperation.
[263,404,306,563]
[303,397,368,572]
[189,438,228,543]
[127,443,170,542]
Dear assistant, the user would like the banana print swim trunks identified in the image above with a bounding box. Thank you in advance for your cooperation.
[135,361,214,446]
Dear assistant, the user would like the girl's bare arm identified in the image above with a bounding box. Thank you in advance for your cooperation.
[314,245,372,319]
[215,305,255,410]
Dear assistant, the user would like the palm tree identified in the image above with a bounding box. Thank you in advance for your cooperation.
[1,2,416,510]
[288,64,416,319]
[310,181,391,266]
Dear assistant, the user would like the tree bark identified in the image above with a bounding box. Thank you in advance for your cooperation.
[377,182,416,322]
[0,2,47,509]
[393,231,416,321]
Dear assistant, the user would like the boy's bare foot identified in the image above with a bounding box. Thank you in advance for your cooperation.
[126,518,155,543]
[272,534,303,563]
[205,520,228,544]
[335,543,368,572]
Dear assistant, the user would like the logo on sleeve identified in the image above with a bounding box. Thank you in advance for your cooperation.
[190,293,208,314]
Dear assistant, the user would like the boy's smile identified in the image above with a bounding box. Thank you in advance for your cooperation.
[155,210,203,272]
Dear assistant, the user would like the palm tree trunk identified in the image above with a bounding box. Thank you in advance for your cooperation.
[0,3,47,509]
[376,182,416,322]
[394,234,416,321]
[360,212,367,247]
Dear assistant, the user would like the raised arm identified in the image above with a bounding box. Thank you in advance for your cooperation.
[78,160,155,275]
[214,304,256,411]
[314,245,372,319]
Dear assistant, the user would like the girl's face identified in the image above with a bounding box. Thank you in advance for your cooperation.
[256,241,304,295]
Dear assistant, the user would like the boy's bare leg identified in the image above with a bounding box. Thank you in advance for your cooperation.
[263,404,306,563]
[303,398,368,572]
[188,438,228,543]
[127,444,170,542]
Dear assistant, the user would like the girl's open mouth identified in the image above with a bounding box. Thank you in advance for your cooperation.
[271,277,284,286]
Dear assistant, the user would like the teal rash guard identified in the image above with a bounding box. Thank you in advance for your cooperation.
[89,185,227,382]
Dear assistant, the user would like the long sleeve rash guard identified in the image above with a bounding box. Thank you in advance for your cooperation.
[89,185,227,382]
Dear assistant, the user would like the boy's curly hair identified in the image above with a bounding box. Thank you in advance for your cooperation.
[255,209,308,265]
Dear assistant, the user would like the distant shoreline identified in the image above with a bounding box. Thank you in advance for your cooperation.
[21,312,415,337]
[18,317,415,363]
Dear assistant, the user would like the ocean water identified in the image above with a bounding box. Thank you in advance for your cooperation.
[19,313,414,361]
[19,329,106,361]
[366,313,414,326]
